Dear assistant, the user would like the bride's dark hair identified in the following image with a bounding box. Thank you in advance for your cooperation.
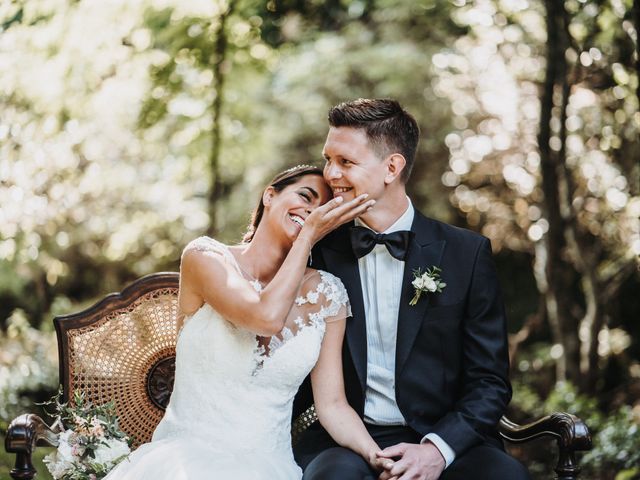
[242,165,325,243]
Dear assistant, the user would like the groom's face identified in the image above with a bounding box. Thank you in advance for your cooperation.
[322,127,388,203]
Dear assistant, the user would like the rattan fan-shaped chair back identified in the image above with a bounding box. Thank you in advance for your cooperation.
[54,272,180,448]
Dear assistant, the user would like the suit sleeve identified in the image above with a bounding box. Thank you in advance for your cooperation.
[429,237,512,455]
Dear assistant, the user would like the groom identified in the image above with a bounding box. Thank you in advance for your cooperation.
[293,98,530,480]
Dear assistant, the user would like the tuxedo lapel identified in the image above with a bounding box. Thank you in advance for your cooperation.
[395,213,446,377]
[319,226,367,394]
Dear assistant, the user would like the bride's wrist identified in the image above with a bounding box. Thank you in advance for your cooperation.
[295,231,314,253]
[366,447,380,467]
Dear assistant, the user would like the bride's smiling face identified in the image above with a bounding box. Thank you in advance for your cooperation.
[263,174,331,243]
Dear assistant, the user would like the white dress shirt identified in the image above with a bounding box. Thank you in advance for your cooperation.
[356,198,456,468]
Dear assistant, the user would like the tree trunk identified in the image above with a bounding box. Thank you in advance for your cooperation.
[207,1,234,236]
[537,0,581,384]
[579,268,603,392]
[635,0,640,106]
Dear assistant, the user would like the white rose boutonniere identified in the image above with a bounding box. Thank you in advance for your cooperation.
[410,266,446,306]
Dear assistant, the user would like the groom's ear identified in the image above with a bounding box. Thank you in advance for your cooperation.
[262,187,276,207]
[384,153,407,185]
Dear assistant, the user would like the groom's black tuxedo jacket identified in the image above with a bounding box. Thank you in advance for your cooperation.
[292,209,512,457]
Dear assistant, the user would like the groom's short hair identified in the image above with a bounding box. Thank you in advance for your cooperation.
[328,98,420,183]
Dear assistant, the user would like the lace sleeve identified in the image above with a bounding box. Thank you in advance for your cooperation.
[181,236,236,266]
[292,270,351,326]
[245,270,352,361]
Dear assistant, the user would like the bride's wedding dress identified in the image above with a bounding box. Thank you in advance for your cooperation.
[105,237,350,480]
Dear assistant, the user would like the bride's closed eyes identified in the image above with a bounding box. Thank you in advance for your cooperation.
[297,187,320,203]
[298,191,312,202]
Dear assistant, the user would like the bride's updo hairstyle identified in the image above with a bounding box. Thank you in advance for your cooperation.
[242,165,325,243]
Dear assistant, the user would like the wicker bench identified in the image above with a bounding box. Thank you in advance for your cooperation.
[4,272,592,479]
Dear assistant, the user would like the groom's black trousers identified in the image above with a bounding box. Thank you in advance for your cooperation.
[295,424,531,480]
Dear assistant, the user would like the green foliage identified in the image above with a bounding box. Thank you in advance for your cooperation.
[512,381,640,480]
[615,469,640,480]
[0,310,58,431]
[42,390,130,444]
[582,406,640,477]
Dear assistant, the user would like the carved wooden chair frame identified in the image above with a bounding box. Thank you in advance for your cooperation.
[4,273,592,480]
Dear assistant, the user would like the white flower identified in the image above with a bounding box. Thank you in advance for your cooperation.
[423,275,437,292]
[412,277,425,289]
[43,429,84,479]
[57,430,78,462]
[307,291,319,304]
[92,438,130,467]
[43,453,73,480]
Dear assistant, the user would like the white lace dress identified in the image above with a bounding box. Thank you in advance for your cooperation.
[104,237,350,480]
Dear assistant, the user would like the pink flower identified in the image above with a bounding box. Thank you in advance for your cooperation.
[90,417,105,437]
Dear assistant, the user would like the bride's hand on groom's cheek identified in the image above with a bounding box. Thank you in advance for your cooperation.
[301,193,375,244]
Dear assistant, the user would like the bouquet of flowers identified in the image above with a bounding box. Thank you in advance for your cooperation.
[42,391,131,480]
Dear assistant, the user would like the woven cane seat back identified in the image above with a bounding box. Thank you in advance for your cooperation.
[291,405,318,445]
[54,273,180,448]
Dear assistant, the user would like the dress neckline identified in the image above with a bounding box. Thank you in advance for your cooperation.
[212,241,264,292]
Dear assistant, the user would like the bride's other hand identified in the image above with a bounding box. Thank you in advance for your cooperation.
[299,193,374,245]
[369,454,394,472]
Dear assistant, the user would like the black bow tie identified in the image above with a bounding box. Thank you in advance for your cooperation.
[350,226,414,261]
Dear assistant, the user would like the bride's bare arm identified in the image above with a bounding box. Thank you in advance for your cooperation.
[180,194,373,336]
[310,320,391,471]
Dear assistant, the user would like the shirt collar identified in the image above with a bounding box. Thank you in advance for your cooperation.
[355,197,414,234]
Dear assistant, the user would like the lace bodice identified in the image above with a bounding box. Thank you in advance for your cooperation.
[151,236,351,456]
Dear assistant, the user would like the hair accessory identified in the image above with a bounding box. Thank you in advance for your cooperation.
[282,164,316,173]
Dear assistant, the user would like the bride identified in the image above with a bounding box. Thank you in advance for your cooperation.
[104,165,389,479]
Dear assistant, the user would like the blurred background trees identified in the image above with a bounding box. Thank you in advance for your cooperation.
[1,0,638,478]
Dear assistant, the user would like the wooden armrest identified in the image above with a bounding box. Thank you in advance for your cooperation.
[499,413,591,449]
[5,414,60,480]
[499,413,592,480]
